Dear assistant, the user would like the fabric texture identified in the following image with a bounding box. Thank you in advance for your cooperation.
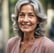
[6,36,54,53]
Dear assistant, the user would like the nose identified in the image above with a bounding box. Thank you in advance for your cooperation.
[23,15,28,22]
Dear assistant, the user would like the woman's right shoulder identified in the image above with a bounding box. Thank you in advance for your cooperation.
[6,36,20,49]
[7,36,20,46]
[6,36,20,53]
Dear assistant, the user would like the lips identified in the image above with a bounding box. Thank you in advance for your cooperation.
[21,24,32,27]
[18,22,32,27]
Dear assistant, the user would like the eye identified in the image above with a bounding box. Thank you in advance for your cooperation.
[19,13,25,17]
[30,15,34,16]
[29,14,34,18]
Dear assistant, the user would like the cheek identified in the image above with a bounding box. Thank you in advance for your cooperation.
[18,18,22,23]
[33,18,38,24]
[33,19,38,28]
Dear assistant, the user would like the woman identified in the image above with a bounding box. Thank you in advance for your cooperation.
[6,0,54,53]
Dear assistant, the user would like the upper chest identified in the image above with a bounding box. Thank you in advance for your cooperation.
[19,37,45,53]
[11,37,46,53]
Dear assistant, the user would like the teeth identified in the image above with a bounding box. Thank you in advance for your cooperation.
[22,25,31,26]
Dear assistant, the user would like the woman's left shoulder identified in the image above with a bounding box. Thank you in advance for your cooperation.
[43,36,54,53]
[43,36,54,45]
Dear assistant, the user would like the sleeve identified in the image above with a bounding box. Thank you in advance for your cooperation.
[6,41,11,53]
[43,37,54,53]
[44,42,54,53]
[5,36,19,53]
[47,44,54,53]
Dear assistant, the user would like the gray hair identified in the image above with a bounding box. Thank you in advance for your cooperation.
[12,0,47,39]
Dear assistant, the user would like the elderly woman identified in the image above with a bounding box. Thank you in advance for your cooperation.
[6,0,54,53]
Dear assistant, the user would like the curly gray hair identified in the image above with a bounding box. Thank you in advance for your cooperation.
[12,0,47,39]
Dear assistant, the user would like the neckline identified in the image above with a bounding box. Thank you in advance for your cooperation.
[19,36,44,53]
[30,36,44,53]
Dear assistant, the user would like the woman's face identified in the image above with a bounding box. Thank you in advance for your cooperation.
[18,4,38,33]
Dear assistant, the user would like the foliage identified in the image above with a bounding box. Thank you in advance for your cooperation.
[9,0,18,38]
[10,0,17,4]
[40,0,54,10]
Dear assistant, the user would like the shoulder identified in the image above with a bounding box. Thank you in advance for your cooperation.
[43,36,54,53]
[7,36,19,44]
[43,36,53,45]
[6,36,20,53]
[7,36,20,47]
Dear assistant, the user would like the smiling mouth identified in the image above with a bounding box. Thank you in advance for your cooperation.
[20,24,32,27]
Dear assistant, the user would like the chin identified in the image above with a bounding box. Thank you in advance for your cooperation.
[21,29,32,33]
[21,29,33,33]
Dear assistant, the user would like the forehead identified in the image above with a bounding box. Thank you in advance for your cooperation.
[20,4,35,13]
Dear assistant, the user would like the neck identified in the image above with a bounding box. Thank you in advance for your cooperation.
[23,32,35,42]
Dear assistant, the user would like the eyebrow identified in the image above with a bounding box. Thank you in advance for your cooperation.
[19,11,34,14]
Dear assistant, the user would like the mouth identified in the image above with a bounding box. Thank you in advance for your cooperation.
[21,24,32,27]
[19,22,32,27]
